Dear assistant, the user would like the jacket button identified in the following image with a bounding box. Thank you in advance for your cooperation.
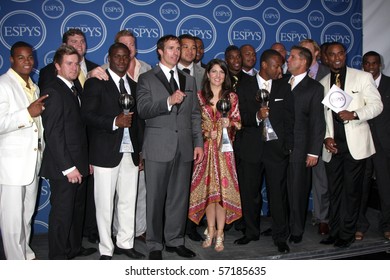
[175,130,178,133]
[34,129,38,132]
[34,148,37,151]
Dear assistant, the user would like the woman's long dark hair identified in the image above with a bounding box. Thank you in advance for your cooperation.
[201,59,232,105]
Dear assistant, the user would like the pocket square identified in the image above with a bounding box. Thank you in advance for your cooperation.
[275,98,284,101]
[351,91,359,94]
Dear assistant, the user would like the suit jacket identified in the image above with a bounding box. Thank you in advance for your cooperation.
[0,69,42,186]
[237,75,294,163]
[290,75,325,162]
[369,74,390,156]
[315,63,330,81]
[320,67,383,162]
[38,58,98,92]
[136,66,203,163]
[39,77,89,180]
[193,63,205,90]
[81,70,143,168]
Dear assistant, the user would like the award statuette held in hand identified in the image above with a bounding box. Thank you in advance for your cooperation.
[255,89,278,141]
[216,98,233,152]
[119,93,135,153]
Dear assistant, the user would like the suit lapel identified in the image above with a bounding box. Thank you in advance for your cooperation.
[155,68,173,94]
[178,71,186,91]
[56,77,80,107]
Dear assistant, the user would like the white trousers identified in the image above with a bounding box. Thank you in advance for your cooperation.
[93,153,138,256]
[0,176,39,260]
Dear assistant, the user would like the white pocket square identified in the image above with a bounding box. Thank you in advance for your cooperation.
[275,98,284,101]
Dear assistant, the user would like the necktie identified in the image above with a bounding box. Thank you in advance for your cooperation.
[71,85,79,97]
[335,73,341,88]
[169,70,178,93]
[232,75,238,92]
[183,68,190,74]
[78,70,86,88]
[263,81,269,92]
[289,76,295,88]
[119,78,127,94]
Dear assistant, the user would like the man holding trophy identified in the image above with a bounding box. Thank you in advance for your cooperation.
[82,43,144,260]
[236,49,294,254]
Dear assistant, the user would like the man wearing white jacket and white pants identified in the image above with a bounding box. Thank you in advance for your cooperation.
[0,41,47,259]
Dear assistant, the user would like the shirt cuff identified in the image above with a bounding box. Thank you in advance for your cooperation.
[62,166,76,176]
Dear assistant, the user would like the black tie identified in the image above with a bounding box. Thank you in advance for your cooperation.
[183,68,190,74]
[169,70,178,93]
[119,78,127,94]
[71,85,79,97]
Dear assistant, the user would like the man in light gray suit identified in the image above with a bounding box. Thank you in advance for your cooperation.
[136,35,204,260]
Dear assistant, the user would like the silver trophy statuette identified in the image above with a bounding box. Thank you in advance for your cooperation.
[255,89,278,141]
[216,97,233,152]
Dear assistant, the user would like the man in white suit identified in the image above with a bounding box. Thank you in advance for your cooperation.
[319,42,383,248]
[0,41,48,259]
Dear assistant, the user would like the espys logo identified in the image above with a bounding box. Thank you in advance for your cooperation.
[213,52,225,60]
[231,0,263,11]
[276,19,311,49]
[181,0,212,8]
[329,91,347,108]
[351,55,362,70]
[213,5,232,24]
[262,7,280,26]
[308,10,325,28]
[37,178,51,211]
[321,22,354,53]
[321,0,352,16]
[61,11,107,53]
[278,0,310,13]
[127,0,156,6]
[228,17,265,52]
[0,10,47,50]
[351,13,362,30]
[43,50,56,66]
[102,0,124,20]
[160,2,180,22]
[42,0,65,19]
[71,0,95,3]
[176,15,216,52]
[120,13,163,54]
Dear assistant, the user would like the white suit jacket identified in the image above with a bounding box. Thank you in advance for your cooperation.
[320,67,383,162]
[0,69,43,186]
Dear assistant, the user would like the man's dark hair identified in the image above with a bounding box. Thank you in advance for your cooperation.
[108,42,129,57]
[62,28,86,44]
[53,45,80,66]
[224,45,240,58]
[363,51,381,64]
[10,41,32,57]
[156,34,179,60]
[291,45,313,70]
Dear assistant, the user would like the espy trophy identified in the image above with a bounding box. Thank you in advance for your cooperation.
[119,92,135,153]
[216,97,233,152]
[255,88,278,141]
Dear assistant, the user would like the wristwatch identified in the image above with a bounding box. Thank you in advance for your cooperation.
[352,111,358,120]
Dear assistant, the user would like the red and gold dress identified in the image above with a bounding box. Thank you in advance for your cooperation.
[188,91,242,224]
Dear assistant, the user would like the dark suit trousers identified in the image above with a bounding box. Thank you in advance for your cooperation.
[48,178,86,259]
[237,160,264,239]
[373,146,390,232]
[83,175,98,237]
[325,152,365,240]
[144,154,192,252]
[263,155,289,242]
[356,157,374,233]
[287,162,311,237]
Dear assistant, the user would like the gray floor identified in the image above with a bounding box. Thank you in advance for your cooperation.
[29,208,390,260]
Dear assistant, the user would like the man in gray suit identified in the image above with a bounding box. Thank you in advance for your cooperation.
[300,39,330,235]
[136,35,204,260]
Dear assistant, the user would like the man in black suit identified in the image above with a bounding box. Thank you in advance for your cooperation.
[356,51,390,240]
[286,46,325,244]
[81,43,144,260]
[235,49,294,253]
[300,39,331,235]
[38,28,107,244]
[40,45,96,259]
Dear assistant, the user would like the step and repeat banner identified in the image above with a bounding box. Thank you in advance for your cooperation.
[0,0,362,233]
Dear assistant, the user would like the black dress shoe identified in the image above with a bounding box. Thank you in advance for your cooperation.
[149,250,162,260]
[234,236,259,245]
[320,236,337,245]
[114,247,145,259]
[71,247,97,259]
[187,230,204,241]
[99,255,112,260]
[334,237,354,248]
[260,228,272,236]
[88,233,100,244]
[274,241,290,254]
[165,245,196,258]
[288,235,302,244]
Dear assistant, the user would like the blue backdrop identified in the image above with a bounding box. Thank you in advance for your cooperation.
[0,0,362,233]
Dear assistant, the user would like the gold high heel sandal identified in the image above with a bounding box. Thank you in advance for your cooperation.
[202,226,215,248]
[215,229,224,252]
